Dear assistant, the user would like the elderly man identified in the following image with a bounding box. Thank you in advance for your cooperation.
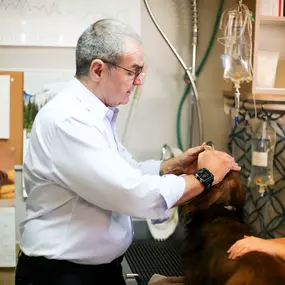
[16,19,240,285]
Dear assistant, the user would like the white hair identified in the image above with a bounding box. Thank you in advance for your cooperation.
[75,19,141,77]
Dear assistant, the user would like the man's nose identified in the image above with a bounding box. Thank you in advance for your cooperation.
[133,72,145,86]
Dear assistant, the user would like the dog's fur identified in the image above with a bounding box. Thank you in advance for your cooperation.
[180,171,285,285]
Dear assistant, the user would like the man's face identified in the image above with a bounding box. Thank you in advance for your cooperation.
[100,39,145,107]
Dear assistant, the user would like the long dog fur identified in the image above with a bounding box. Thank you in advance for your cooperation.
[180,171,285,285]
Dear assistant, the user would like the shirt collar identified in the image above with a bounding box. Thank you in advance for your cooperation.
[106,107,119,123]
[71,77,119,122]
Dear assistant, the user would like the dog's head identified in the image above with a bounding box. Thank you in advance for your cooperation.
[181,170,245,215]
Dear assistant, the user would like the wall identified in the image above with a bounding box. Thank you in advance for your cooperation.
[0,0,236,241]
[194,0,235,150]
[121,0,235,157]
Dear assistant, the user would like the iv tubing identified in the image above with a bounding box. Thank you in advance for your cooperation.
[143,0,204,145]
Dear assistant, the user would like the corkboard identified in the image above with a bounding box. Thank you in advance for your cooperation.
[0,72,23,165]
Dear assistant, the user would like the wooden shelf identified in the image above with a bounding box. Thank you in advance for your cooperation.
[255,88,285,96]
[223,91,285,113]
[260,16,285,25]
[224,90,285,103]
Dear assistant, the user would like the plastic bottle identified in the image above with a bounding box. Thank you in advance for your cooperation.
[223,10,253,87]
[248,117,276,195]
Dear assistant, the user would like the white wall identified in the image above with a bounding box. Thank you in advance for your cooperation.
[0,0,235,159]
[0,0,236,241]
[119,0,193,159]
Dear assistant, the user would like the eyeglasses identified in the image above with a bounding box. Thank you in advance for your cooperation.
[102,60,144,82]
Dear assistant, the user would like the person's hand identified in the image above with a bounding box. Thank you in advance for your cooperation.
[0,170,8,186]
[227,236,281,260]
[177,144,205,175]
[197,149,240,185]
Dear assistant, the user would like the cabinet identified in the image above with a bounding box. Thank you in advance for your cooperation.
[224,0,285,112]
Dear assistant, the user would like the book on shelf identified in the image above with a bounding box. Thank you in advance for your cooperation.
[260,0,284,17]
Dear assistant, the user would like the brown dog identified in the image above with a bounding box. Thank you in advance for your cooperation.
[180,171,285,285]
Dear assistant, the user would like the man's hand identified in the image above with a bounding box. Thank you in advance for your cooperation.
[0,170,8,186]
[227,236,282,260]
[177,144,205,175]
[173,146,241,207]
[159,144,205,176]
[197,149,240,185]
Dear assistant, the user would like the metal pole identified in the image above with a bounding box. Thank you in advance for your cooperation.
[143,0,204,146]
[188,0,198,147]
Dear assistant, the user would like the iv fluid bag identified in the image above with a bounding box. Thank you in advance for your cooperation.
[248,119,276,188]
[219,8,253,86]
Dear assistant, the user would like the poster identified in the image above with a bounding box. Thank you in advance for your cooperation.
[0,0,141,47]
[23,70,74,197]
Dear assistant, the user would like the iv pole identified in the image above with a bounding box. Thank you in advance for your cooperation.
[188,0,198,147]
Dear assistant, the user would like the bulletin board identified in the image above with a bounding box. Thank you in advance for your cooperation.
[0,0,141,47]
[0,72,23,165]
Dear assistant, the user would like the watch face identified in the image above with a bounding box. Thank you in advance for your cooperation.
[195,168,213,189]
[200,169,211,179]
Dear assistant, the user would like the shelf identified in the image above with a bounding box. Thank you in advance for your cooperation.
[260,16,285,25]
[255,88,285,96]
[223,90,285,113]
[224,90,285,102]
[224,98,285,113]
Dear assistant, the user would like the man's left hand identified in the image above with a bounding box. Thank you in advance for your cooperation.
[160,144,205,176]
[177,144,205,175]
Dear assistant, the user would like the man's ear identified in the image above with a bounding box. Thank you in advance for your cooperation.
[89,59,105,82]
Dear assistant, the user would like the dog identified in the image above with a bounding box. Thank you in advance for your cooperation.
[180,170,285,285]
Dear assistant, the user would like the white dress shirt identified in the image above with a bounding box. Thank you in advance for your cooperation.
[20,77,185,265]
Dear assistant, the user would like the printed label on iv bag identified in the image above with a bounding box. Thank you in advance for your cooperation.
[252,151,268,167]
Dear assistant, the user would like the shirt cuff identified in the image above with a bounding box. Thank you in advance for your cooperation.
[151,175,185,224]
[159,174,185,209]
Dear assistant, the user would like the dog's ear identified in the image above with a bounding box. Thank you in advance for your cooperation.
[182,186,224,214]
[216,171,245,208]
[182,171,244,214]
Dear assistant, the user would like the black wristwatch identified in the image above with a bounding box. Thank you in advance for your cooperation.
[194,168,214,190]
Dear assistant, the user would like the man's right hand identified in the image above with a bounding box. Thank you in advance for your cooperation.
[197,149,240,185]
[173,149,240,207]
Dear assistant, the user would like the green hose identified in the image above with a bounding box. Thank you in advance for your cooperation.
[177,0,225,151]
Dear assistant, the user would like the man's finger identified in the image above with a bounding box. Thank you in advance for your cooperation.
[231,162,241,171]
[187,145,205,155]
